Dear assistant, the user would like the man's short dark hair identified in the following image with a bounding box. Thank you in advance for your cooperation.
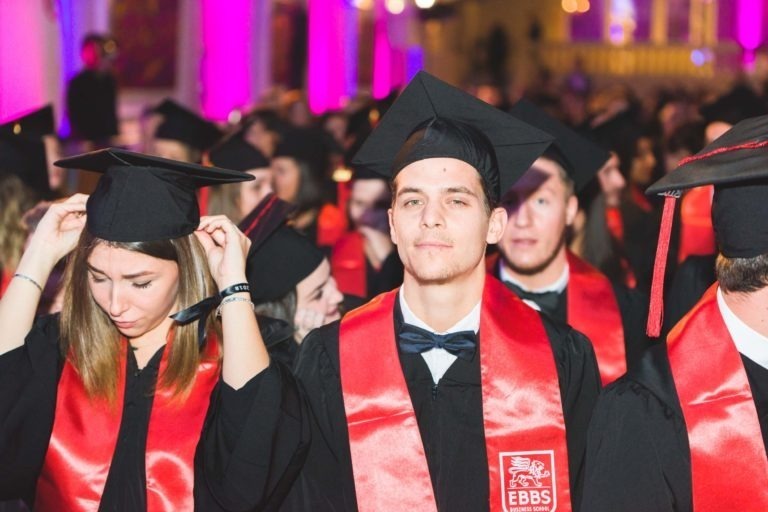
[716,252,768,293]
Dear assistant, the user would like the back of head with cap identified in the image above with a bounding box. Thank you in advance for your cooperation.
[0,106,55,199]
[351,71,554,207]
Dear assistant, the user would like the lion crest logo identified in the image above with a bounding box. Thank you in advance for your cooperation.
[500,451,557,512]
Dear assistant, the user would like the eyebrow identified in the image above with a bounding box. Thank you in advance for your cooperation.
[396,186,478,198]
[309,279,327,298]
[86,263,155,280]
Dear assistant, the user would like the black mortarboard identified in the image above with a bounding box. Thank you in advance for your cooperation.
[153,99,223,151]
[645,115,768,337]
[699,84,768,126]
[55,148,253,242]
[273,127,333,178]
[238,194,324,303]
[591,109,645,177]
[351,71,554,201]
[509,99,610,192]
[208,133,270,171]
[0,106,55,197]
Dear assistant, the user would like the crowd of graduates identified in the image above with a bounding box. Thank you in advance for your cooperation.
[3,50,768,511]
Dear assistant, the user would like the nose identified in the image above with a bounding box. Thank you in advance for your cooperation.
[327,278,344,312]
[109,284,128,318]
[420,200,445,228]
[512,199,533,228]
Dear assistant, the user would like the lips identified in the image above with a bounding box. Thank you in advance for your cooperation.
[113,320,136,329]
[415,239,452,249]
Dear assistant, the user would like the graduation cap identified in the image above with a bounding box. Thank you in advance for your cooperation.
[644,114,768,337]
[0,106,55,198]
[153,99,223,151]
[54,148,253,243]
[351,72,553,201]
[699,84,768,127]
[237,194,324,304]
[509,99,610,192]
[273,127,333,178]
[208,133,270,171]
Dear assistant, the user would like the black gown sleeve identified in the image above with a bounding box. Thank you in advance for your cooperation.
[580,345,692,512]
[611,283,655,368]
[0,315,62,505]
[196,359,310,511]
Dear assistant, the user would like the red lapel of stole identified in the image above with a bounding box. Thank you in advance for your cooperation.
[317,203,347,248]
[35,336,220,511]
[566,251,626,385]
[678,185,715,263]
[331,231,367,298]
[339,276,571,512]
[667,285,768,511]
[0,269,11,296]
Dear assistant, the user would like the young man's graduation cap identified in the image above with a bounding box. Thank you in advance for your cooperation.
[208,133,270,171]
[0,106,56,198]
[645,114,768,337]
[237,194,324,304]
[509,99,610,193]
[351,71,554,201]
[699,84,768,126]
[153,99,223,152]
[55,147,253,243]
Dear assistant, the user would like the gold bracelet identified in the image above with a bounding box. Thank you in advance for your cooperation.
[215,296,255,319]
[13,273,43,293]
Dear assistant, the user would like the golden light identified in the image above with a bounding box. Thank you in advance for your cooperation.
[385,0,405,15]
[562,0,578,14]
[415,0,436,8]
[576,0,590,13]
[353,0,374,10]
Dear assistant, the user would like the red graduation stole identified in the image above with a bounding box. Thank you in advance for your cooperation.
[566,251,626,385]
[35,336,220,512]
[677,185,715,263]
[316,203,347,248]
[0,269,10,297]
[339,276,571,512]
[667,285,768,511]
[331,231,367,298]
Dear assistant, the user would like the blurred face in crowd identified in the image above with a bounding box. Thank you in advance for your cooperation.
[323,114,348,148]
[348,179,390,230]
[705,121,732,144]
[244,120,278,157]
[294,258,343,330]
[499,157,577,277]
[43,135,65,191]
[597,153,625,208]
[629,137,656,186]
[238,168,274,219]
[81,40,103,70]
[151,139,199,164]
[389,157,505,285]
[272,156,301,203]
[87,244,179,342]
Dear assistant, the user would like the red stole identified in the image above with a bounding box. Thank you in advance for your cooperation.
[339,277,571,511]
[667,285,768,511]
[0,268,10,297]
[35,336,220,511]
[331,231,367,297]
[316,203,347,248]
[566,252,626,385]
[678,185,715,263]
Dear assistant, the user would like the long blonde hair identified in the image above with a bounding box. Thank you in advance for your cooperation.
[0,174,34,274]
[59,230,219,404]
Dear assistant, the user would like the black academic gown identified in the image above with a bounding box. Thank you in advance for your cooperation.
[0,315,309,511]
[581,343,768,512]
[662,254,716,337]
[496,267,653,374]
[279,296,601,511]
[364,251,404,299]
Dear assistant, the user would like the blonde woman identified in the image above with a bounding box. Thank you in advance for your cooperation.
[0,149,306,511]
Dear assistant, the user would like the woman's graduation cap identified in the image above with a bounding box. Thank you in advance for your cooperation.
[208,133,270,171]
[509,99,610,193]
[153,99,223,152]
[351,71,554,201]
[55,148,253,243]
[645,115,768,337]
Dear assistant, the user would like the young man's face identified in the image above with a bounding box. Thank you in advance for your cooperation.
[499,157,577,276]
[389,157,506,285]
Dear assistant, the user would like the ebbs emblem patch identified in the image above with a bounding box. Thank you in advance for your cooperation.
[500,451,557,512]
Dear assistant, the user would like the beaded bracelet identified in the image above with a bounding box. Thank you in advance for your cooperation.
[215,296,256,319]
[13,273,43,293]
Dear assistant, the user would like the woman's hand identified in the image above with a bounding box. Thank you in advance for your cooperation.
[293,308,325,342]
[24,194,88,269]
[195,215,252,291]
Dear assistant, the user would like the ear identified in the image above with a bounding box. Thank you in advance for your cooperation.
[388,207,398,245]
[565,194,578,227]
[486,207,508,245]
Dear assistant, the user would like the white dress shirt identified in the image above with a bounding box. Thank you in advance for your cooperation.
[498,261,569,311]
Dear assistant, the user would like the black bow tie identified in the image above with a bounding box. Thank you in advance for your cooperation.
[502,281,562,317]
[398,323,477,361]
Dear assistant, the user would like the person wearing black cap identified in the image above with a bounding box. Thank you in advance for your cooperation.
[582,115,768,511]
[207,133,274,222]
[258,71,601,511]
[149,99,223,163]
[330,165,403,300]
[237,196,343,367]
[491,100,650,386]
[0,149,307,510]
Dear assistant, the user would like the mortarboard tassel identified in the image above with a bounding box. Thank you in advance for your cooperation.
[646,192,680,338]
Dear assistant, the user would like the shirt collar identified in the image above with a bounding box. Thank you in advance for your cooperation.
[398,284,481,335]
[717,286,768,370]
[498,259,570,294]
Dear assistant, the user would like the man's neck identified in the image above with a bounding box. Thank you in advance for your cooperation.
[500,247,568,291]
[721,286,768,339]
[402,264,486,332]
